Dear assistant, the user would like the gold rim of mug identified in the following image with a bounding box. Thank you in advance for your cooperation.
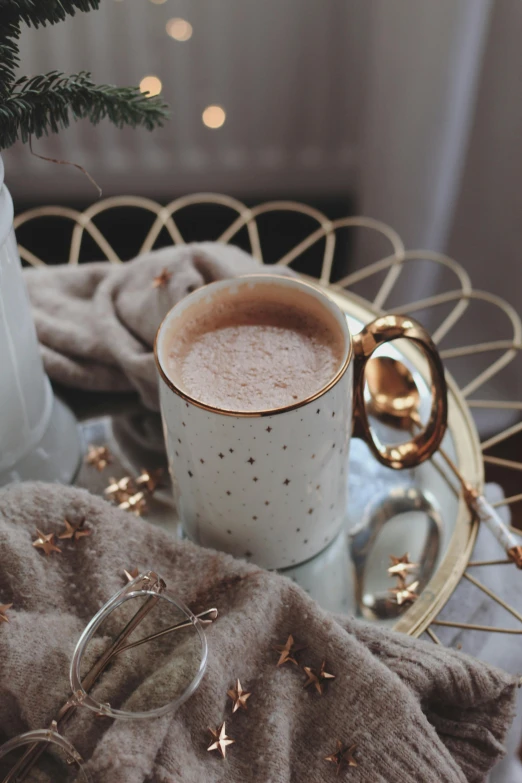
[153,274,354,418]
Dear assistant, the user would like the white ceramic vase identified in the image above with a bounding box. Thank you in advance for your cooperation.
[0,157,81,486]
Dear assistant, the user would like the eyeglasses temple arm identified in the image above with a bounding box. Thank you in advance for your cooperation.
[106,607,218,660]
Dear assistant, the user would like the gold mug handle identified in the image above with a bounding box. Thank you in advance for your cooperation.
[352,314,448,469]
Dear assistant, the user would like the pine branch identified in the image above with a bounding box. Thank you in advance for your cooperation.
[0,21,20,99]
[0,71,170,149]
[0,2,100,99]
[0,1,100,28]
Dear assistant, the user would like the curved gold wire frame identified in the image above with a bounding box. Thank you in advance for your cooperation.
[14,194,522,644]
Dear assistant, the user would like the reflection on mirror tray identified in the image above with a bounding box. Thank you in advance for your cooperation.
[350,487,443,621]
[281,484,443,624]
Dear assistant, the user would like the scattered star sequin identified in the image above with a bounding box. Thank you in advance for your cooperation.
[85,445,112,471]
[207,722,234,758]
[387,553,418,579]
[303,661,335,695]
[227,679,251,713]
[273,634,306,666]
[105,476,135,501]
[247,457,255,465]
[152,268,172,288]
[33,529,62,556]
[325,741,358,775]
[266,426,272,432]
[389,580,419,606]
[283,478,290,485]
[118,491,147,516]
[58,517,91,542]
[136,468,163,494]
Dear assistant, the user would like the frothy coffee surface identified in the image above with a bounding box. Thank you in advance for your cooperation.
[164,294,344,411]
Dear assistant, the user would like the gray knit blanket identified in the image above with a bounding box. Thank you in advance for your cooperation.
[0,482,516,783]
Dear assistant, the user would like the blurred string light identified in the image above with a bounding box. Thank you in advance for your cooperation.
[202,105,226,129]
[166,18,193,41]
[139,75,162,97]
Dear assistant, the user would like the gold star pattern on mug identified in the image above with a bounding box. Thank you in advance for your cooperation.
[387,553,418,579]
[227,679,251,713]
[85,445,112,471]
[325,741,358,775]
[274,634,306,667]
[303,661,335,695]
[0,604,12,625]
[152,268,172,288]
[207,722,235,758]
[389,579,419,606]
[58,517,92,542]
[32,529,62,556]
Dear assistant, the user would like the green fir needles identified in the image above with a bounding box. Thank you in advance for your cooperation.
[0,0,169,150]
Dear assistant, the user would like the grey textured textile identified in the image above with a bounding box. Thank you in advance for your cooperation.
[0,482,517,783]
[23,243,264,411]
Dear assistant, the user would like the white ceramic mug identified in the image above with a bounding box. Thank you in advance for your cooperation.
[155,275,447,569]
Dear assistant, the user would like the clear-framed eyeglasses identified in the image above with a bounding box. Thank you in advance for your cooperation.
[0,571,217,782]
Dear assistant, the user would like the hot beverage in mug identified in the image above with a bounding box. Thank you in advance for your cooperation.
[162,283,345,412]
[155,275,447,570]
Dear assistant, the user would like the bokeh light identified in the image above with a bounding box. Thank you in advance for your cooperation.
[202,105,226,129]
[139,76,162,97]
[166,18,193,41]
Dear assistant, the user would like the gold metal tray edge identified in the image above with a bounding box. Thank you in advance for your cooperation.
[323,282,482,636]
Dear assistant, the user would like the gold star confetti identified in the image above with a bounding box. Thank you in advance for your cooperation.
[207,722,235,758]
[389,580,419,606]
[105,476,136,499]
[58,517,92,542]
[325,741,358,775]
[136,468,163,494]
[85,445,112,471]
[118,491,147,516]
[227,679,251,713]
[32,529,62,556]
[124,567,140,582]
[387,553,418,579]
[152,268,172,288]
[273,634,306,667]
[303,661,335,695]
[104,476,139,508]
[0,604,12,625]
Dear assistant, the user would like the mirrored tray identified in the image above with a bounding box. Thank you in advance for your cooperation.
[17,194,522,643]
